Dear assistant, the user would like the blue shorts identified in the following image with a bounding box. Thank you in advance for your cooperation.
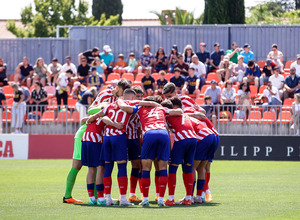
[81,141,104,167]
[127,139,141,161]
[101,133,128,162]
[195,134,216,161]
[170,138,197,165]
[209,134,219,162]
[141,129,170,161]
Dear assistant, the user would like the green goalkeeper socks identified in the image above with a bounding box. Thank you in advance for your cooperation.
[64,167,79,198]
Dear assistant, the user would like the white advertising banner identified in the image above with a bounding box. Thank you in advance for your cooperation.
[0,134,29,160]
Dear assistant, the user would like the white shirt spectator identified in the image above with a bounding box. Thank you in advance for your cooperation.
[56,72,69,89]
[190,61,206,78]
[263,86,282,103]
[269,74,284,90]
[221,87,236,103]
[290,61,300,77]
[61,63,77,74]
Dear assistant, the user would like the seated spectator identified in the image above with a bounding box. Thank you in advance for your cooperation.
[230,55,247,84]
[139,44,154,72]
[182,67,200,99]
[269,66,284,99]
[236,82,250,119]
[100,45,114,75]
[168,44,180,73]
[0,58,8,86]
[78,46,100,65]
[29,81,48,113]
[205,80,221,105]
[72,81,87,100]
[124,52,138,73]
[240,44,254,64]
[47,58,61,86]
[141,67,155,96]
[210,42,225,71]
[226,42,240,64]
[88,67,104,92]
[77,56,90,84]
[11,83,26,134]
[291,93,300,135]
[174,54,189,78]
[113,54,127,73]
[217,56,234,85]
[196,42,210,74]
[154,47,168,73]
[155,70,168,95]
[61,56,77,75]
[170,67,185,93]
[260,59,276,86]
[290,54,300,77]
[76,87,98,121]
[221,80,236,113]
[190,55,206,90]
[243,59,260,89]
[183,44,195,64]
[56,69,73,108]
[201,95,214,120]
[33,57,48,87]
[283,67,299,100]
[259,81,282,111]
[14,56,34,88]
[91,57,106,76]
[267,44,284,72]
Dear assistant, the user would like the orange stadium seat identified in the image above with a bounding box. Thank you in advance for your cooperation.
[219,111,232,123]
[26,111,42,124]
[55,111,71,123]
[2,110,11,123]
[9,74,15,82]
[122,73,134,82]
[151,73,160,82]
[283,98,294,106]
[284,60,294,70]
[249,85,258,98]
[258,85,266,97]
[206,73,219,84]
[67,97,77,109]
[44,86,56,97]
[40,110,55,123]
[277,111,292,124]
[232,111,246,123]
[106,73,120,85]
[3,85,14,98]
[200,85,209,97]
[133,73,145,86]
[246,111,262,123]
[256,60,266,69]
[195,98,204,105]
[262,111,276,123]
[165,73,174,82]
[71,111,80,123]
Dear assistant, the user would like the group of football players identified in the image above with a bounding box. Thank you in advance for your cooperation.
[62,79,219,207]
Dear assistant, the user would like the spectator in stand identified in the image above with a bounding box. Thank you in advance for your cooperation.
[201,95,214,120]
[290,54,300,77]
[77,56,90,84]
[183,44,195,64]
[217,56,234,85]
[240,44,254,64]
[243,59,260,89]
[33,57,48,87]
[75,87,97,121]
[100,45,114,75]
[174,54,189,78]
[113,54,127,74]
[170,67,185,93]
[221,80,236,113]
[29,81,48,113]
[56,69,73,109]
[0,88,6,133]
[269,66,284,99]
[210,42,225,71]
[190,55,206,90]
[91,57,106,77]
[182,67,200,99]
[267,44,284,72]
[154,47,168,73]
[88,67,104,92]
[155,70,168,95]
[168,44,180,73]
[230,55,247,84]
[78,47,100,65]
[260,59,276,86]
[21,84,31,106]
[236,82,250,119]
[124,52,138,73]
[72,81,87,101]
[226,42,240,64]
[205,80,221,105]
[47,58,61,86]
[292,93,300,135]
[139,44,154,72]
[14,56,34,88]
[61,56,77,75]
[141,67,155,96]
[283,67,299,100]
[11,83,26,134]
[196,42,210,74]
[0,58,8,86]
[259,81,282,111]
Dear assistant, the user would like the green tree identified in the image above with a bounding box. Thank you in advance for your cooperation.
[228,0,245,24]
[7,0,120,38]
[92,0,123,24]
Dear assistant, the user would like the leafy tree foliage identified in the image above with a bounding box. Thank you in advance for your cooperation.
[92,0,123,24]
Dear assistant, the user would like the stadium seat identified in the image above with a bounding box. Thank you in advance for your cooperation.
[195,98,204,105]
[40,110,55,123]
[246,111,262,123]
[55,111,71,123]
[106,73,120,85]
[200,85,209,97]
[151,73,160,82]
[219,111,232,123]
[3,85,14,98]
[47,99,58,110]
[283,98,294,106]
[44,86,56,97]
[70,111,80,123]
[232,111,246,123]
[133,73,145,86]
[122,73,134,82]
[277,111,292,124]
[26,111,42,124]
[29,86,35,93]
[284,60,294,71]
[258,85,266,97]
[9,74,15,82]
[256,60,266,69]
[282,72,289,79]
[249,85,258,98]
[165,73,174,82]
[206,73,219,84]
[2,110,11,123]
[67,97,77,109]
[262,111,276,123]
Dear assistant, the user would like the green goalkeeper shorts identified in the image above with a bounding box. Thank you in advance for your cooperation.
[72,124,87,160]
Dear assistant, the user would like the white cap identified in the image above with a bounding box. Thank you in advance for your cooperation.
[223,56,229,61]
[103,45,112,52]
[238,55,244,60]
[111,79,119,84]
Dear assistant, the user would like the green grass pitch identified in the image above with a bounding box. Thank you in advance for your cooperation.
[0,160,300,219]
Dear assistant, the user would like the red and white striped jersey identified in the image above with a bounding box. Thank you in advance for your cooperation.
[82,118,105,143]
[126,113,140,140]
[190,117,214,140]
[178,95,196,109]
[137,106,169,134]
[93,89,117,105]
[102,100,139,136]
[166,113,197,142]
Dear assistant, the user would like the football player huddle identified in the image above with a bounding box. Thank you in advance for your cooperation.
[63,79,219,207]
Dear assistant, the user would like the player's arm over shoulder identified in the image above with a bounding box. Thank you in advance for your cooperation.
[138,101,160,107]
[117,99,134,113]
[187,112,206,120]
[86,111,105,124]
[102,116,123,129]
[168,108,183,116]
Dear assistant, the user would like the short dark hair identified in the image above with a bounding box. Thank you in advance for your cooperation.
[123,88,136,96]
[52,58,58,62]
[81,56,87,61]
[161,100,174,109]
[169,96,182,108]
[132,86,144,95]
[35,81,43,87]
[154,95,163,104]
[162,82,176,94]
[65,56,71,60]
[204,95,212,101]
[273,66,280,71]
[92,47,99,52]
[66,69,73,74]
[117,79,131,91]
[144,96,162,104]
[247,59,255,67]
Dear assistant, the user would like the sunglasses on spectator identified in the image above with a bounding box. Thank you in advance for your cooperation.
[66,59,70,62]
[186,49,191,51]
[81,60,87,62]
[158,50,163,52]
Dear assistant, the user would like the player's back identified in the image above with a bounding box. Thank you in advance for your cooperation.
[127,113,140,139]
[178,95,196,109]
[190,117,214,140]
[82,118,105,143]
